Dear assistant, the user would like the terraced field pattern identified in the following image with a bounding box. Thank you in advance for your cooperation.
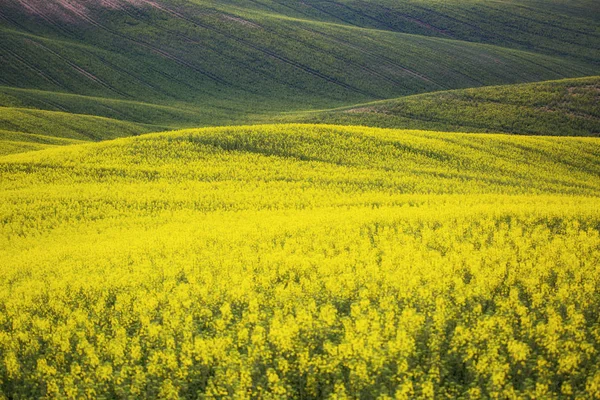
[0,0,599,398]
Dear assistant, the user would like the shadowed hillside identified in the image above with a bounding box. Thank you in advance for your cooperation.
[223,0,600,65]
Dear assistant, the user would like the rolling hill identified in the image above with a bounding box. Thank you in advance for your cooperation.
[1,0,599,151]
[1,125,600,397]
[1,2,600,397]
[283,76,600,136]
[2,75,598,156]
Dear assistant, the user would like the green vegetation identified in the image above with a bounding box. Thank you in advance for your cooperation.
[1,125,600,398]
[2,76,598,156]
[1,0,598,147]
[0,108,157,140]
[221,0,600,65]
[0,129,84,156]
[284,76,600,136]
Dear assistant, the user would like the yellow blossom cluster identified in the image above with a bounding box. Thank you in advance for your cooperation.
[0,125,599,398]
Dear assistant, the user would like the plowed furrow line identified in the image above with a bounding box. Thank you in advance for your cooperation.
[104,0,199,44]
[97,3,273,96]
[218,10,394,87]
[137,0,377,98]
[93,54,160,92]
[484,4,600,39]
[27,40,131,98]
[359,2,454,38]
[290,1,361,27]
[305,28,444,88]
[13,0,76,36]
[59,0,230,86]
[284,24,427,89]
[30,97,70,113]
[0,45,67,89]
[323,0,400,30]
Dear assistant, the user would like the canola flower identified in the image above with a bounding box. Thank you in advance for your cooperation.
[0,124,599,399]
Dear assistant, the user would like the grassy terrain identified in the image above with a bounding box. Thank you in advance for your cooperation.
[0,87,249,129]
[1,124,600,398]
[0,0,598,144]
[1,76,598,157]
[227,0,600,65]
[0,107,160,140]
[3,0,596,103]
[284,76,600,136]
[0,129,84,156]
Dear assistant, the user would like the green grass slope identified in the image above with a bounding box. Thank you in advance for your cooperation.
[0,87,255,129]
[1,125,599,398]
[0,129,84,156]
[0,85,270,154]
[284,76,600,136]
[227,0,600,65]
[0,0,598,127]
[0,106,164,155]
[0,0,598,151]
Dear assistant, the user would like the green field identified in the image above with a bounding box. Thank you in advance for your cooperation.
[1,76,599,156]
[1,0,599,144]
[1,0,600,398]
[284,76,600,136]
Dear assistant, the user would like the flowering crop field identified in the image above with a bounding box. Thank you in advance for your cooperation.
[1,124,599,399]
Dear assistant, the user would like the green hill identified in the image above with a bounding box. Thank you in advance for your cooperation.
[229,0,600,65]
[1,0,598,145]
[1,125,600,398]
[284,76,600,136]
[0,129,85,156]
[3,0,596,104]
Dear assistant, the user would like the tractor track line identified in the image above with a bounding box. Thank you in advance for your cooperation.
[0,45,67,90]
[303,27,445,89]
[26,39,131,99]
[59,0,232,87]
[357,2,455,38]
[137,0,379,98]
[219,13,408,90]
[13,0,77,37]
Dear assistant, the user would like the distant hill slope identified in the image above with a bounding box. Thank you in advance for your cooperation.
[1,76,598,157]
[0,129,84,156]
[1,0,597,116]
[228,0,600,66]
[283,76,600,136]
[0,0,598,153]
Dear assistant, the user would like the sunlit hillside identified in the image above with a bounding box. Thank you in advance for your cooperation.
[284,76,600,136]
[1,0,600,398]
[1,125,599,398]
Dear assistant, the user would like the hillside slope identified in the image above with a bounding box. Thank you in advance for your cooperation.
[1,125,600,398]
[1,0,598,137]
[284,76,600,136]
[226,0,600,65]
[2,76,598,156]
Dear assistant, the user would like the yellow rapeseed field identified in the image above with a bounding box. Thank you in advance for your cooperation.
[1,125,599,399]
